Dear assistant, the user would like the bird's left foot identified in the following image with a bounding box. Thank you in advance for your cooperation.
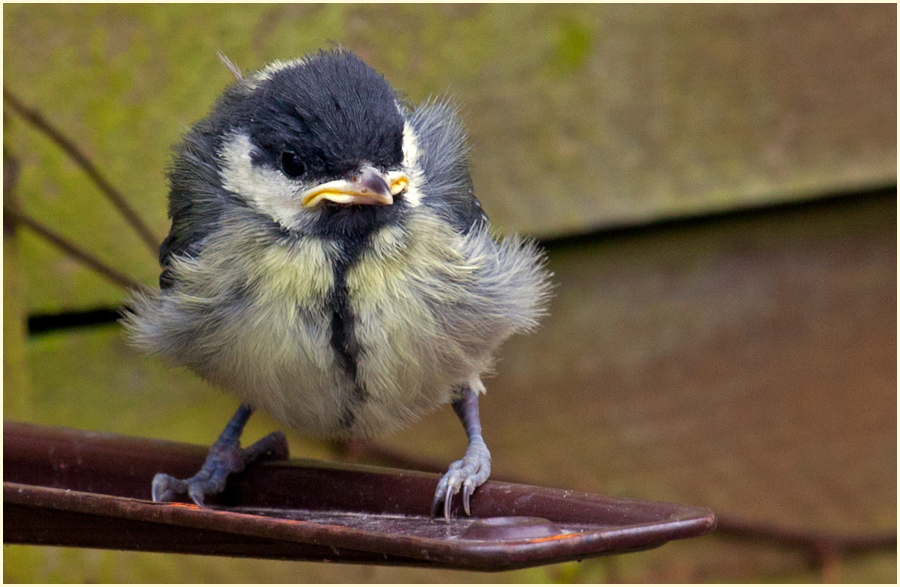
[432,383,492,520]
[432,439,491,520]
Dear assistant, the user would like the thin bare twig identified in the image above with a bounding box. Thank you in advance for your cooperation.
[715,515,897,554]
[716,516,896,582]
[4,145,22,237]
[4,206,146,292]
[3,86,160,253]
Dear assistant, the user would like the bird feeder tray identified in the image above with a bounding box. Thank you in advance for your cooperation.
[4,422,715,571]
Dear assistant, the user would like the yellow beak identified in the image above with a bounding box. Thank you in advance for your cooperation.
[300,166,408,208]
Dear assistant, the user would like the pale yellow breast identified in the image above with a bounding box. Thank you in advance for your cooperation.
[345,213,491,430]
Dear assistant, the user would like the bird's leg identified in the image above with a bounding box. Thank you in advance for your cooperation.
[151,404,288,506]
[432,383,492,520]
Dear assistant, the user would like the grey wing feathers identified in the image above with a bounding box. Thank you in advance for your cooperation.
[409,99,488,234]
[158,126,232,289]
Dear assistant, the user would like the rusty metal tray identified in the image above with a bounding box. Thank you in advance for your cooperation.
[4,422,716,570]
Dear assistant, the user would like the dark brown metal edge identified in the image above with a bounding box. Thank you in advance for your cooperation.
[4,481,715,570]
[4,422,717,569]
[4,495,680,571]
[4,500,435,567]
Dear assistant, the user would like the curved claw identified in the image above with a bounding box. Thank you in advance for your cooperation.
[444,484,455,520]
[188,484,209,508]
[152,473,181,503]
[463,483,474,516]
[432,450,491,521]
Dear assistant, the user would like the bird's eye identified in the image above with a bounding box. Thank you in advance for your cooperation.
[280,150,306,178]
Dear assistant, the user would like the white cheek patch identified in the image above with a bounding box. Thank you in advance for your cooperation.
[402,120,420,165]
[401,120,424,208]
[220,125,424,223]
[219,133,304,229]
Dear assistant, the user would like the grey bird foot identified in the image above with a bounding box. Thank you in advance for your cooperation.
[152,431,287,506]
[432,443,491,520]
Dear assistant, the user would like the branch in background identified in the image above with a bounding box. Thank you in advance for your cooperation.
[715,516,896,554]
[28,308,124,335]
[715,516,896,582]
[4,206,146,293]
[3,86,160,254]
[4,141,22,237]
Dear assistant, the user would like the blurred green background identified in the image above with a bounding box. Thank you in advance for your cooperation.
[4,4,896,582]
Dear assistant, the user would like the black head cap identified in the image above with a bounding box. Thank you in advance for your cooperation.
[219,50,406,182]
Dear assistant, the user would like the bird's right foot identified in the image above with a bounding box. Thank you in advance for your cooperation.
[151,431,288,506]
[151,404,288,506]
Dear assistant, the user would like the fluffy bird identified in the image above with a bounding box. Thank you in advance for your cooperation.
[124,50,551,519]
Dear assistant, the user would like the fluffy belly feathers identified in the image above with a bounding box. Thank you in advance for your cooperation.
[125,210,548,438]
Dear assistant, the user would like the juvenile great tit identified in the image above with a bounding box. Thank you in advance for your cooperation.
[123,49,551,519]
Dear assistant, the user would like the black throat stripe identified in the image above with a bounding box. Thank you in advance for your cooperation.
[327,231,374,430]
[319,201,408,430]
[330,253,367,429]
